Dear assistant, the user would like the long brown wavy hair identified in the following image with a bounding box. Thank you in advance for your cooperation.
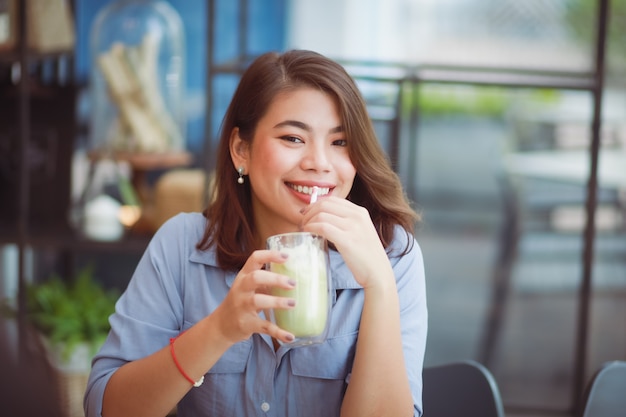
[198,50,419,271]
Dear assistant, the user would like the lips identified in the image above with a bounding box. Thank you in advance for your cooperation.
[286,183,331,196]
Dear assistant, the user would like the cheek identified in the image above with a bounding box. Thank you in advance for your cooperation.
[253,153,271,171]
[344,165,357,183]
[336,158,357,190]
[336,154,356,179]
[259,150,292,174]
[250,142,283,171]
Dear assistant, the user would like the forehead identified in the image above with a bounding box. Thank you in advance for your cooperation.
[261,87,340,123]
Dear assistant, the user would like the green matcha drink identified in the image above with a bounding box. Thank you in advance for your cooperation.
[267,232,330,342]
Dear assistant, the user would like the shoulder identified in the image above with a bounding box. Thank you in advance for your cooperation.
[388,225,421,258]
[144,212,209,261]
[152,212,207,241]
[151,212,223,268]
[387,225,425,285]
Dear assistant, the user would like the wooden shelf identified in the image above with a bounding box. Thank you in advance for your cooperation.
[0,220,151,253]
[87,150,193,171]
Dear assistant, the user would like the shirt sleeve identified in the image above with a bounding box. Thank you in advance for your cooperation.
[83,214,191,417]
[390,231,428,417]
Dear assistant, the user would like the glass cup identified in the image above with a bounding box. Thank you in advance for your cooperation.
[266,232,332,347]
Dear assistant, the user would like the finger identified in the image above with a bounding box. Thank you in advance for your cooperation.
[302,199,368,232]
[253,292,296,310]
[258,317,295,344]
[239,269,296,293]
[303,195,361,217]
[242,249,290,272]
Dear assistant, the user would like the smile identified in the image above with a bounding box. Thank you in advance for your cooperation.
[287,183,331,196]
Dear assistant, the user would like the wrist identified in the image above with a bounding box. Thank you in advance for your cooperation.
[170,334,205,387]
[361,264,396,292]
[201,310,238,351]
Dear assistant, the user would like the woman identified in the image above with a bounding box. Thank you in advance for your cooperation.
[85,49,427,417]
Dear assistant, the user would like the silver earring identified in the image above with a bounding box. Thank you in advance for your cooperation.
[237,166,245,184]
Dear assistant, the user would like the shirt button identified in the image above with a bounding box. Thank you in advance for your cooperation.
[261,402,270,412]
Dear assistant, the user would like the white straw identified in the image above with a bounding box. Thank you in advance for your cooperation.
[310,186,319,204]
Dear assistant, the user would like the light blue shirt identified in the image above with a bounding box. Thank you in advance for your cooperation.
[84,212,427,417]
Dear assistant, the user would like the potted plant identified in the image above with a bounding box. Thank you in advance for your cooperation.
[3,265,119,417]
[20,266,118,364]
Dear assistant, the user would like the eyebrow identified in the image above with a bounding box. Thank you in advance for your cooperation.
[274,120,344,134]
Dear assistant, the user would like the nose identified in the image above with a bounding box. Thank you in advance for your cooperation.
[301,140,332,171]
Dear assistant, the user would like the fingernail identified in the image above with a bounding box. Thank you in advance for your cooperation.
[280,252,289,259]
[287,299,296,307]
[287,279,297,287]
[285,334,295,342]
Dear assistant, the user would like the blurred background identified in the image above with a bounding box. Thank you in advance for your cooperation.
[1,1,625,416]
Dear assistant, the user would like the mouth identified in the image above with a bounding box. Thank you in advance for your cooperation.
[286,183,331,197]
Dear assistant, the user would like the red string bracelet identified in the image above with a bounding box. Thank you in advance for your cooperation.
[169,335,204,388]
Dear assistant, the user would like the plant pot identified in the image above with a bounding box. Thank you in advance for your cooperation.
[44,340,93,417]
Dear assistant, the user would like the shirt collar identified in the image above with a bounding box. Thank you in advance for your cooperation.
[189,246,361,290]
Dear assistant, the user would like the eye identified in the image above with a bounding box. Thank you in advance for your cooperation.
[332,138,347,147]
[280,135,304,144]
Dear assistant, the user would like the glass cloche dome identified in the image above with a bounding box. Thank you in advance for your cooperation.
[89,0,186,154]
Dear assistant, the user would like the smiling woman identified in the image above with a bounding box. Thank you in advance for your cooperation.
[84,50,427,417]
[228,86,356,236]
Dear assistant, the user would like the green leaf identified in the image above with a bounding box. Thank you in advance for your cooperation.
[18,265,120,360]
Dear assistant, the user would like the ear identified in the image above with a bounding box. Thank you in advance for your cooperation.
[229,127,249,170]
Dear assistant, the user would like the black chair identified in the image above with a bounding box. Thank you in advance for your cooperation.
[422,360,506,417]
[579,360,626,417]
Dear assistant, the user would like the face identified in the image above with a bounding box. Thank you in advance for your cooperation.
[231,87,356,240]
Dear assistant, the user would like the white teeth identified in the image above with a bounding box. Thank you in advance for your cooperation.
[289,184,329,196]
